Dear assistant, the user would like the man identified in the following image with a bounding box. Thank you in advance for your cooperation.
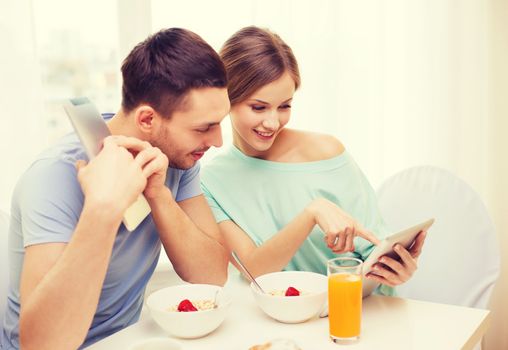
[1,28,230,350]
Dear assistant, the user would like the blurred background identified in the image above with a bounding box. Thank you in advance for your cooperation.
[0,0,506,348]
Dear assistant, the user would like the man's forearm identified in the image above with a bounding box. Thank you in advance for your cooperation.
[19,203,121,350]
[148,188,228,285]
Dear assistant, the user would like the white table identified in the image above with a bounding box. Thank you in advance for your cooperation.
[87,273,490,350]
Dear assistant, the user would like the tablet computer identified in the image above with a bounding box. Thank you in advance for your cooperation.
[63,97,151,231]
[362,218,434,297]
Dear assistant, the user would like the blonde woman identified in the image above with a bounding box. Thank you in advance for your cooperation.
[201,26,426,292]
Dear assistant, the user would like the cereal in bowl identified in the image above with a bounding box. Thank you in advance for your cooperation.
[168,299,216,312]
[269,286,304,297]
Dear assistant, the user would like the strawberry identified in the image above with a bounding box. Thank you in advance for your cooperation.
[177,299,198,312]
[285,286,300,296]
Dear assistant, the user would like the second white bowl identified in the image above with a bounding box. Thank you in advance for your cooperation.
[250,271,327,323]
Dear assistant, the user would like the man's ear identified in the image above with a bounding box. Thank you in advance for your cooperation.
[134,105,156,134]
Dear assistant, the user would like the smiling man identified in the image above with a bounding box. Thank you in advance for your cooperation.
[1,28,230,350]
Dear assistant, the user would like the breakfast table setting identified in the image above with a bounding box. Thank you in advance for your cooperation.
[86,266,490,350]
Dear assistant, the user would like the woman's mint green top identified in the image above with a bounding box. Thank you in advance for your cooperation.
[201,146,393,294]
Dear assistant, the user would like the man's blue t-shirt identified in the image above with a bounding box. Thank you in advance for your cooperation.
[1,114,202,349]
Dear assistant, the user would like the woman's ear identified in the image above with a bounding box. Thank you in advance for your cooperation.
[134,105,156,134]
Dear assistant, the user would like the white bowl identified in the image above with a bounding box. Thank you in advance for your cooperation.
[146,284,231,339]
[251,271,327,323]
[128,337,182,350]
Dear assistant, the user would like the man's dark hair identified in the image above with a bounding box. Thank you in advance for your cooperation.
[121,28,227,117]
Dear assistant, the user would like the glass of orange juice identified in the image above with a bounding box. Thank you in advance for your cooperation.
[327,257,363,344]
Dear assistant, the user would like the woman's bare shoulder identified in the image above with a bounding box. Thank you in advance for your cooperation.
[284,129,345,161]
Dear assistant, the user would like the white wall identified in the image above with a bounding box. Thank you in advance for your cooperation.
[485,0,508,349]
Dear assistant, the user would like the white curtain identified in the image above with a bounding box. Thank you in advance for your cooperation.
[0,0,45,212]
[151,0,490,193]
[0,0,492,210]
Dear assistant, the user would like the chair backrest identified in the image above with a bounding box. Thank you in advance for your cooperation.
[376,166,500,309]
[0,210,9,331]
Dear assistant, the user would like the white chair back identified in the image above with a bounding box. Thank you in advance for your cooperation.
[0,210,9,332]
[376,166,500,309]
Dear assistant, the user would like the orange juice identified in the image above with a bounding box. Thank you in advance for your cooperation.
[328,273,362,338]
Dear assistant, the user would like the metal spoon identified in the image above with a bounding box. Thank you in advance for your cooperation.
[231,251,266,294]
[213,289,220,309]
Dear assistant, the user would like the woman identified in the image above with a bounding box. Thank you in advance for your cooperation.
[201,26,426,292]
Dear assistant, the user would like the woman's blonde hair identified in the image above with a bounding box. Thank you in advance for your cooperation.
[220,26,300,106]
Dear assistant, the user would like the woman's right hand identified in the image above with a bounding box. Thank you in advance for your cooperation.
[306,198,380,253]
[76,136,148,219]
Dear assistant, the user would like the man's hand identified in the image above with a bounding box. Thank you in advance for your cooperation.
[104,135,169,200]
[76,136,148,218]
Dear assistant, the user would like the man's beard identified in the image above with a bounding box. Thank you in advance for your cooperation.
[152,129,194,170]
[168,156,193,170]
[160,144,193,170]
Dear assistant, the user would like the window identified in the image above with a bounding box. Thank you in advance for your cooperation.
[32,0,121,142]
